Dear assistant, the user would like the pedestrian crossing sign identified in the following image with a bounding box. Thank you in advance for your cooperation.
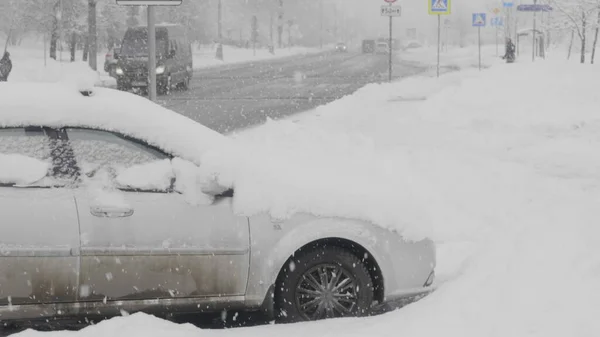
[472,13,487,27]
[429,0,451,15]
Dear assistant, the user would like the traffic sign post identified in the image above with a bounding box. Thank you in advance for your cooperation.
[472,13,486,71]
[503,2,513,56]
[491,17,504,56]
[382,0,399,83]
[517,2,553,62]
[428,0,451,78]
[117,0,182,101]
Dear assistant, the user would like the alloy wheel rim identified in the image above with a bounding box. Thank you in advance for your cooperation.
[295,264,358,321]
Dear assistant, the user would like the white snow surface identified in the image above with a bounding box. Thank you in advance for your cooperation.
[0,154,49,185]
[8,50,600,336]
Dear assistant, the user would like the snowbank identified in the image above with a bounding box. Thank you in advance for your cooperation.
[7,46,110,91]
[400,44,504,72]
[8,52,600,337]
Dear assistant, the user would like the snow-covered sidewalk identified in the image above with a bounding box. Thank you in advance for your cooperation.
[14,52,600,336]
[4,43,323,90]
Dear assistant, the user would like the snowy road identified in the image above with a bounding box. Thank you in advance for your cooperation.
[158,51,428,133]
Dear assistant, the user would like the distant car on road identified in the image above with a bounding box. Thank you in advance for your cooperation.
[403,41,423,50]
[0,83,436,324]
[375,42,390,54]
[335,42,348,53]
[115,24,193,95]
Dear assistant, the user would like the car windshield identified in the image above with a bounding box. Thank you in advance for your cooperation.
[121,29,168,57]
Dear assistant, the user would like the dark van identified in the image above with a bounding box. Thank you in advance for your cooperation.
[115,24,192,94]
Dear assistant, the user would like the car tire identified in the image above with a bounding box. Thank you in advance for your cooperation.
[275,246,374,323]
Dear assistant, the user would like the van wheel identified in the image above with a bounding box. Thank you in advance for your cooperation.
[275,246,374,322]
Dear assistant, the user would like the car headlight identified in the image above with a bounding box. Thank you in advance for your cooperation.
[156,65,166,75]
[115,67,124,75]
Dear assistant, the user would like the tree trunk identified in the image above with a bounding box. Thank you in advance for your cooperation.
[568,29,574,60]
[592,9,600,64]
[83,36,89,62]
[50,2,59,60]
[70,32,77,62]
[50,20,59,60]
[581,14,587,64]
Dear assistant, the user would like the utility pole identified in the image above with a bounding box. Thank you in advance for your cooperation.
[320,0,323,49]
[88,0,97,71]
[218,0,222,41]
[334,4,338,42]
[148,5,156,101]
[532,0,537,62]
[278,0,284,48]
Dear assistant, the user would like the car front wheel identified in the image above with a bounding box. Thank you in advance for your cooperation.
[276,246,374,322]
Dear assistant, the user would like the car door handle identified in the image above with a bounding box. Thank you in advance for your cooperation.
[90,207,134,218]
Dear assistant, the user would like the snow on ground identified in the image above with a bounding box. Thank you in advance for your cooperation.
[192,44,323,69]
[4,41,322,90]
[400,44,503,72]
[7,46,112,90]
[12,48,600,336]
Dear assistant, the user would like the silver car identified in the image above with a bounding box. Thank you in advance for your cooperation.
[0,84,435,324]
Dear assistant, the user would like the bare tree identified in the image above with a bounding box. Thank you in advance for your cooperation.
[592,6,600,63]
[549,0,599,63]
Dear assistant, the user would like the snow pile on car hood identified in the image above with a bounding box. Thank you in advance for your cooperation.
[199,118,436,240]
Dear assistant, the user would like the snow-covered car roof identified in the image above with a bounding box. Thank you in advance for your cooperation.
[0,83,227,165]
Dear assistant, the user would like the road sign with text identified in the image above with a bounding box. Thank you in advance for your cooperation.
[517,4,553,12]
[381,6,402,17]
[117,0,182,5]
[429,0,451,15]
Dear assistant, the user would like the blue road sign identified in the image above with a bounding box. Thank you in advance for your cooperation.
[491,17,504,27]
[517,4,553,12]
[429,0,451,15]
[503,2,514,8]
[472,13,487,27]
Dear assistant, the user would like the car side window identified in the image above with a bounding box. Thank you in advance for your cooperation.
[66,128,172,192]
[0,127,53,187]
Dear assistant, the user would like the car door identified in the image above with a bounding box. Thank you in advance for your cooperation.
[0,127,80,306]
[64,128,249,302]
